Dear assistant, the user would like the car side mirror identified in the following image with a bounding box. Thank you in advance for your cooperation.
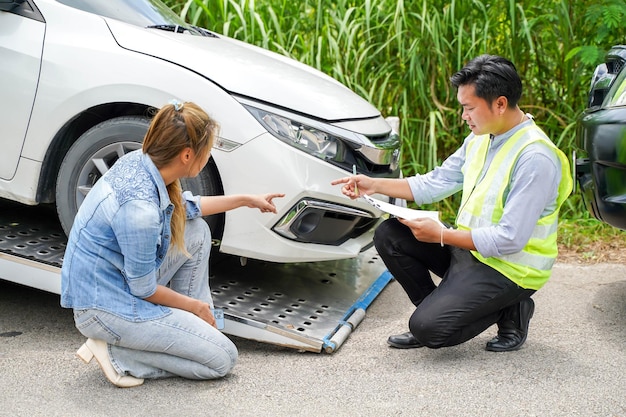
[0,0,25,12]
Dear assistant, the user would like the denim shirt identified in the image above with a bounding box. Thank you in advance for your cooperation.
[60,150,202,321]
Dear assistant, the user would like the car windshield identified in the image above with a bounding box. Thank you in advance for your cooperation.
[55,0,190,29]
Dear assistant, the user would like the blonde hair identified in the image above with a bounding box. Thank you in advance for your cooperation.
[142,101,218,255]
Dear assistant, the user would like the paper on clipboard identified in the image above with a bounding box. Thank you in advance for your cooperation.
[363,194,444,226]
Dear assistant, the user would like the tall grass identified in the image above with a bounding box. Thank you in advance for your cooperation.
[166,0,626,219]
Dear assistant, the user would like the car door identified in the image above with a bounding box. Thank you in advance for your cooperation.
[0,0,45,180]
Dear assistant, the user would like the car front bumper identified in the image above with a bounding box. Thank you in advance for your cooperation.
[213,131,394,262]
[576,107,626,230]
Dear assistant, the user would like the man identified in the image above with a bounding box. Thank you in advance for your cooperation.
[331,54,572,352]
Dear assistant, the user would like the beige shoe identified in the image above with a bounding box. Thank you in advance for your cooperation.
[76,338,144,388]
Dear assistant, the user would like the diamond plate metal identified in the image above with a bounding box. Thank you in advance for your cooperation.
[0,199,389,350]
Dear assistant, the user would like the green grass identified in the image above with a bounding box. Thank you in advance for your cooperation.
[558,217,626,262]
[558,217,626,248]
[164,0,626,250]
[165,0,625,178]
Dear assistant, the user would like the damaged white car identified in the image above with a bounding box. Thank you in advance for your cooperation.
[0,0,402,263]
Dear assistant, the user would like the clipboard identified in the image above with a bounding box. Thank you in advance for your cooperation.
[363,194,444,226]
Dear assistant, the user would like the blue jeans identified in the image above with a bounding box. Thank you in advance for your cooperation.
[73,218,238,379]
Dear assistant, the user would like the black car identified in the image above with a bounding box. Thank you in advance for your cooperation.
[576,45,626,229]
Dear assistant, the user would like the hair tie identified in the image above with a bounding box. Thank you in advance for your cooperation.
[169,99,184,112]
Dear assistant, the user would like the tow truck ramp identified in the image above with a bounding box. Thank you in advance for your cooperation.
[0,200,392,353]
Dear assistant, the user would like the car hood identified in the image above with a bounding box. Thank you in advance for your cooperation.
[105,19,381,122]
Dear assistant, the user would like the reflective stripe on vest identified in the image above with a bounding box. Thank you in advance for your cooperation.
[456,124,573,290]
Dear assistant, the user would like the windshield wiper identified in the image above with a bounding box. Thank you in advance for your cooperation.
[146,24,191,34]
[191,26,219,38]
[146,24,218,38]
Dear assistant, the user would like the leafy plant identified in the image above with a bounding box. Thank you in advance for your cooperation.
[566,0,626,66]
[164,0,626,224]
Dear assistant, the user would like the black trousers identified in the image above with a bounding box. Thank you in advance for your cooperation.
[373,218,535,348]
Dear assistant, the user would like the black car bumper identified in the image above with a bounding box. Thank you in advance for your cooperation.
[576,107,626,229]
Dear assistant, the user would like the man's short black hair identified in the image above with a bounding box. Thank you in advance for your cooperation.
[450,54,522,108]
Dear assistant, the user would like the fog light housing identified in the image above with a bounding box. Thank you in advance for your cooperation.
[273,199,377,245]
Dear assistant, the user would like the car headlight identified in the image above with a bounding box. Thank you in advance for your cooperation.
[240,100,401,177]
[605,67,626,108]
[244,105,349,164]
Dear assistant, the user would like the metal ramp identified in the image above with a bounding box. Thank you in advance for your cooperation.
[0,199,392,352]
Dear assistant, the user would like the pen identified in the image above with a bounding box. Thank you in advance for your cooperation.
[352,164,358,195]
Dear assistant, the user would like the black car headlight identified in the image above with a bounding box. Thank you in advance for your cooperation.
[604,68,626,108]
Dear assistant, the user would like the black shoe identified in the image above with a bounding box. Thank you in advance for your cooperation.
[387,331,424,349]
[486,298,535,352]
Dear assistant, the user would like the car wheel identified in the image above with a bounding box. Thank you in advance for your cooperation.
[55,116,225,247]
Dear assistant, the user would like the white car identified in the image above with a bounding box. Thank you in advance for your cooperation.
[0,0,401,263]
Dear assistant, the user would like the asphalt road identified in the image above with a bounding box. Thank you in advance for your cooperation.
[0,261,624,417]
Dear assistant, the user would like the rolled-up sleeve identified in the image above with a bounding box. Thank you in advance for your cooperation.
[183,191,202,219]
[470,144,561,258]
[406,142,467,205]
[111,200,161,298]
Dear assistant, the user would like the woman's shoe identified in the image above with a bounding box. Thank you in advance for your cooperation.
[76,338,144,388]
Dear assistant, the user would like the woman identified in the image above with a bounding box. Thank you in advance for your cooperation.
[61,101,284,387]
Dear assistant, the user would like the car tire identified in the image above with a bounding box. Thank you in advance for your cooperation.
[55,116,225,248]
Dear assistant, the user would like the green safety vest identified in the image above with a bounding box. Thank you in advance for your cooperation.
[456,124,573,290]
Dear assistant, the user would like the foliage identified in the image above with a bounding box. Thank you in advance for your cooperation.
[558,217,626,260]
[164,0,626,220]
[566,0,626,66]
